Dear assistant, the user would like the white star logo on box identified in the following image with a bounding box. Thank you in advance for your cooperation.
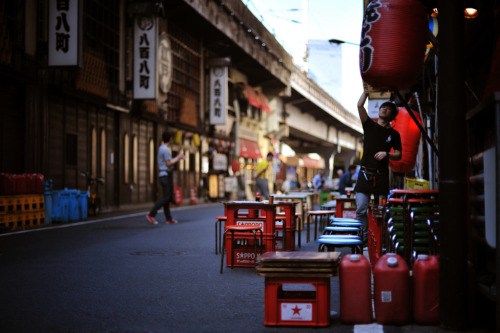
[281,303,313,321]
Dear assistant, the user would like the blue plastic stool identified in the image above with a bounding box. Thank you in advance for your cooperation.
[330,221,363,228]
[329,217,361,223]
[323,226,361,235]
[317,237,362,254]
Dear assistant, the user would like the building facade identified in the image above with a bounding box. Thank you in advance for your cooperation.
[0,0,362,211]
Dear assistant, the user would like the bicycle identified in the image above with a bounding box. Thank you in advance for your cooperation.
[80,171,105,216]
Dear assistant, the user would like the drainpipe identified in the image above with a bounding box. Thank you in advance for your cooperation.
[437,1,468,329]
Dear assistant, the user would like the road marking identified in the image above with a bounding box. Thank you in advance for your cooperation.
[0,204,217,237]
[354,323,384,333]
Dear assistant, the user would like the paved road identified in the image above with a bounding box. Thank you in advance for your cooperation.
[0,204,492,332]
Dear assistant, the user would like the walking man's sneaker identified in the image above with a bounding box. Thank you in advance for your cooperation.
[146,214,159,225]
[166,219,178,224]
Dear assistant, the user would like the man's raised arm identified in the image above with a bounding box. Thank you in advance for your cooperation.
[357,91,369,124]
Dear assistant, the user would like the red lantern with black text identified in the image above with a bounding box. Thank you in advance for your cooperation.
[389,107,422,174]
[360,0,428,90]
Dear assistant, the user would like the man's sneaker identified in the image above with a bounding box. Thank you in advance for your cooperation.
[166,219,178,224]
[146,214,159,225]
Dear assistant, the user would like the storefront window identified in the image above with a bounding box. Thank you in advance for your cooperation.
[91,127,97,178]
[100,129,106,178]
[149,138,154,184]
[124,133,129,184]
[132,135,138,184]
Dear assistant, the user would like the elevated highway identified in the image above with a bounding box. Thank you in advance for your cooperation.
[277,67,364,168]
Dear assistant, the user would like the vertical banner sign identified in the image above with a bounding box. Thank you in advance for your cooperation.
[209,66,228,125]
[48,0,82,66]
[157,33,173,95]
[134,15,157,99]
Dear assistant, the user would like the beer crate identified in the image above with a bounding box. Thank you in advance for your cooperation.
[0,213,24,231]
[264,277,331,327]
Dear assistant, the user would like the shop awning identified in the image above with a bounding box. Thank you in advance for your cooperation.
[278,155,299,167]
[301,155,323,169]
[239,138,262,159]
[244,84,261,109]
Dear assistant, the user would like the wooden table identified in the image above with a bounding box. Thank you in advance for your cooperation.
[336,197,356,219]
[288,191,317,211]
[273,193,312,245]
[264,200,298,250]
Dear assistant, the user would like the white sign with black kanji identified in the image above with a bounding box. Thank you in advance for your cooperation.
[133,15,157,99]
[209,66,228,125]
[48,0,81,66]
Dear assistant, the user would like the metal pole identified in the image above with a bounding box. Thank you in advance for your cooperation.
[437,0,468,329]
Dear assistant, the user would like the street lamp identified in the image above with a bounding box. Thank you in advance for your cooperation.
[328,39,359,46]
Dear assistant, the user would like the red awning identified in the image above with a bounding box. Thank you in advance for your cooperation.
[239,138,262,159]
[244,84,261,109]
[301,155,321,168]
[256,90,271,114]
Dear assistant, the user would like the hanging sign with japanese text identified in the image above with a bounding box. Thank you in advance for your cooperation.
[48,0,82,66]
[133,15,157,99]
[209,66,228,125]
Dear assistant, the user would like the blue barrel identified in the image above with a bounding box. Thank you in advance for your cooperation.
[58,189,70,222]
[79,191,88,219]
[44,190,52,224]
[68,189,79,221]
[51,190,61,222]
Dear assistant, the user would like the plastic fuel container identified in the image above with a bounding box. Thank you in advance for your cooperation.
[374,253,410,325]
[413,254,439,324]
[340,254,372,323]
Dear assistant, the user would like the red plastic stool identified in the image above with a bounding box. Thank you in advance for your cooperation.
[295,213,302,248]
[307,210,335,242]
[214,216,227,255]
[220,225,263,273]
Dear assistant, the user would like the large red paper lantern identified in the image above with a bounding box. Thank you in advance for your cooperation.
[360,0,428,90]
[389,107,422,173]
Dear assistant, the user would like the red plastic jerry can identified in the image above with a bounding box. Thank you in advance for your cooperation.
[340,254,372,324]
[374,253,410,325]
[413,254,439,324]
[0,173,15,195]
[14,174,27,195]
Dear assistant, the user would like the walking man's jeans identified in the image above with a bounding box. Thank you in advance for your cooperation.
[355,192,370,243]
[256,178,269,199]
[150,175,173,221]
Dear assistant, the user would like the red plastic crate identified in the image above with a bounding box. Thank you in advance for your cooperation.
[224,235,275,267]
[264,277,331,326]
[275,229,295,251]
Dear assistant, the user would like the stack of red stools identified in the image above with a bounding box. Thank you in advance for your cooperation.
[223,202,277,267]
[367,204,385,269]
[274,201,297,251]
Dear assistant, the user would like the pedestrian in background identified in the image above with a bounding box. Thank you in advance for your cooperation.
[312,170,326,190]
[255,152,273,199]
[338,165,357,194]
[355,91,402,244]
[146,132,185,225]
